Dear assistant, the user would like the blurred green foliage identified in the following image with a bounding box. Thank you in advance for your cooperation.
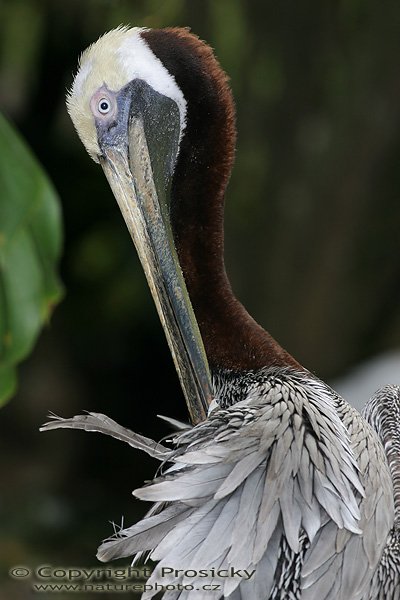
[1,1,400,598]
[0,112,63,405]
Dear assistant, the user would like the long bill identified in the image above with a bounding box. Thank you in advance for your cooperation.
[99,116,212,424]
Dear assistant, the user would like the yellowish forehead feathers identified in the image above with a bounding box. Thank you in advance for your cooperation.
[67,26,187,162]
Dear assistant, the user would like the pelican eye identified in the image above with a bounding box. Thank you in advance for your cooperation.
[98,98,111,114]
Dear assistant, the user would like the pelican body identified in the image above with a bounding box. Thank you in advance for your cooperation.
[42,27,400,599]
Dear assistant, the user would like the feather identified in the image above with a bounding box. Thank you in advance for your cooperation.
[151,500,221,561]
[134,464,231,502]
[301,551,337,590]
[301,496,321,543]
[302,554,341,600]
[250,526,281,600]
[97,503,192,562]
[280,478,302,553]
[302,521,338,576]
[157,414,191,431]
[228,468,265,565]
[40,412,169,460]
[214,451,265,499]
[188,490,240,568]
[41,368,399,599]
[253,501,280,563]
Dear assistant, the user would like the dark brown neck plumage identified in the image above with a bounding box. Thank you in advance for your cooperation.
[142,28,301,373]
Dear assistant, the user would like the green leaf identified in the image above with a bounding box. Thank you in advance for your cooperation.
[0,112,63,406]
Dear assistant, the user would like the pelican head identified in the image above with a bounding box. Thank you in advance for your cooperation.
[67,26,212,423]
[67,27,187,161]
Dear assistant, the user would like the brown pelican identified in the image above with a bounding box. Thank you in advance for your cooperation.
[42,27,400,599]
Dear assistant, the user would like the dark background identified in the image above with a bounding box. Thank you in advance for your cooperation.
[1,1,400,598]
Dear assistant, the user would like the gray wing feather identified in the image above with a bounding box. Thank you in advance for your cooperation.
[42,370,397,599]
[97,503,193,562]
[361,385,400,599]
[40,412,169,460]
[303,395,395,600]
[228,468,265,566]
[187,490,241,568]
[97,372,375,599]
[157,414,191,431]
[135,464,233,502]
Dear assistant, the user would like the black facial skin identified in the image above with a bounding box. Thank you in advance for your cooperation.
[96,79,181,202]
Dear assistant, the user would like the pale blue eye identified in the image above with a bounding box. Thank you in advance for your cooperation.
[98,98,111,114]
